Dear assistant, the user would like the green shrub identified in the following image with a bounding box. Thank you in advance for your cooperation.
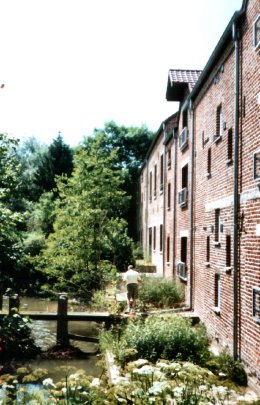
[0,310,41,360]
[138,276,184,309]
[111,315,210,367]
[206,351,248,386]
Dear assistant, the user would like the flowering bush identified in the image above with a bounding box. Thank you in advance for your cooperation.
[0,367,107,404]
[112,359,236,404]
[0,361,251,404]
[109,315,210,366]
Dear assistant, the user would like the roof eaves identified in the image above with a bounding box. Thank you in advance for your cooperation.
[141,112,178,168]
[189,9,245,101]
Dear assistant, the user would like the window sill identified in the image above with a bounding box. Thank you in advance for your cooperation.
[253,316,260,325]
[213,135,222,144]
[212,307,221,315]
[226,159,233,166]
[205,262,210,268]
[213,242,221,247]
[224,266,232,274]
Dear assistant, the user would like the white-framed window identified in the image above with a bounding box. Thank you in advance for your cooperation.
[215,104,222,141]
[166,236,170,263]
[253,287,260,324]
[253,150,260,180]
[153,226,156,251]
[160,154,164,192]
[159,224,163,252]
[253,15,260,51]
[214,273,221,312]
[154,164,157,197]
[214,209,222,244]
[167,182,171,210]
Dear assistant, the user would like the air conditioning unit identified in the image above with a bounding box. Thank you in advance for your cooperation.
[178,187,187,207]
[177,262,187,280]
[179,127,188,150]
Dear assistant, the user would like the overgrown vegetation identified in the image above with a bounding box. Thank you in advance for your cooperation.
[100,315,211,367]
[0,310,41,360]
[0,361,252,404]
[0,124,153,299]
[138,276,184,309]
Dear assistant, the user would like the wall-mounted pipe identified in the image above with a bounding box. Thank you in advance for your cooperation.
[232,20,239,360]
[189,100,195,310]
[172,128,177,279]
[162,122,166,277]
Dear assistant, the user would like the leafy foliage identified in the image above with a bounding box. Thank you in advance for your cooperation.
[106,315,211,367]
[0,310,40,360]
[35,134,134,299]
[206,350,248,386]
[138,276,184,309]
[0,134,26,291]
[83,121,153,239]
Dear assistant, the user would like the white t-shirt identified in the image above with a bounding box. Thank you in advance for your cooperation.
[123,269,141,285]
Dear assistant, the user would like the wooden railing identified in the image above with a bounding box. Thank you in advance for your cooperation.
[0,293,117,345]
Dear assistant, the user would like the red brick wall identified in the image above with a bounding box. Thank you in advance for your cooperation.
[139,0,260,384]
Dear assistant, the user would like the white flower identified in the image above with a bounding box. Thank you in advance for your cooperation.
[133,365,155,375]
[218,372,227,378]
[153,369,163,379]
[215,386,228,394]
[42,378,55,388]
[198,385,208,391]
[69,373,79,380]
[61,387,67,393]
[132,359,149,366]
[90,378,100,387]
[172,386,184,397]
[148,381,170,395]
[156,361,169,368]
[114,376,130,385]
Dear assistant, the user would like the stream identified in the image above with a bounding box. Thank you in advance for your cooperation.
[1,296,103,380]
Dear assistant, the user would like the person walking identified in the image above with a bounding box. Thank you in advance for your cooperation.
[123,265,141,313]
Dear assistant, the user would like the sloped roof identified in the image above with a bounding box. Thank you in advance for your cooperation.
[166,69,202,101]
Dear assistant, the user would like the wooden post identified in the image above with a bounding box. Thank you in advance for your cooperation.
[9,294,20,315]
[56,293,69,345]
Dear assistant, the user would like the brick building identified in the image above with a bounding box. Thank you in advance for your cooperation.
[139,0,259,386]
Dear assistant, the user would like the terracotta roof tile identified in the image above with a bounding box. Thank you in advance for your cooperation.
[168,69,202,92]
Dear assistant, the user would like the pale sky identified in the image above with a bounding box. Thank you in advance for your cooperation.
[0,0,242,146]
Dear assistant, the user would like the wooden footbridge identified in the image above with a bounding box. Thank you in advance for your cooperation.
[0,293,119,345]
[0,293,200,346]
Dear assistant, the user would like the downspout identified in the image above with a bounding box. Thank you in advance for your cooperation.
[145,159,149,261]
[172,128,177,279]
[232,20,239,360]
[162,122,166,277]
[189,100,195,310]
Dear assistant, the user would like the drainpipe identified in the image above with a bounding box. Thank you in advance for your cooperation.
[162,122,166,277]
[145,159,149,261]
[189,100,195,310]
[232,20,239,360]
[172,128,177,279]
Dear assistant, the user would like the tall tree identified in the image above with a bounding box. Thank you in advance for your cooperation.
[36,134,133,299]
[83,122,153,239]
[0,134,25,291]
[34,132,73,196]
